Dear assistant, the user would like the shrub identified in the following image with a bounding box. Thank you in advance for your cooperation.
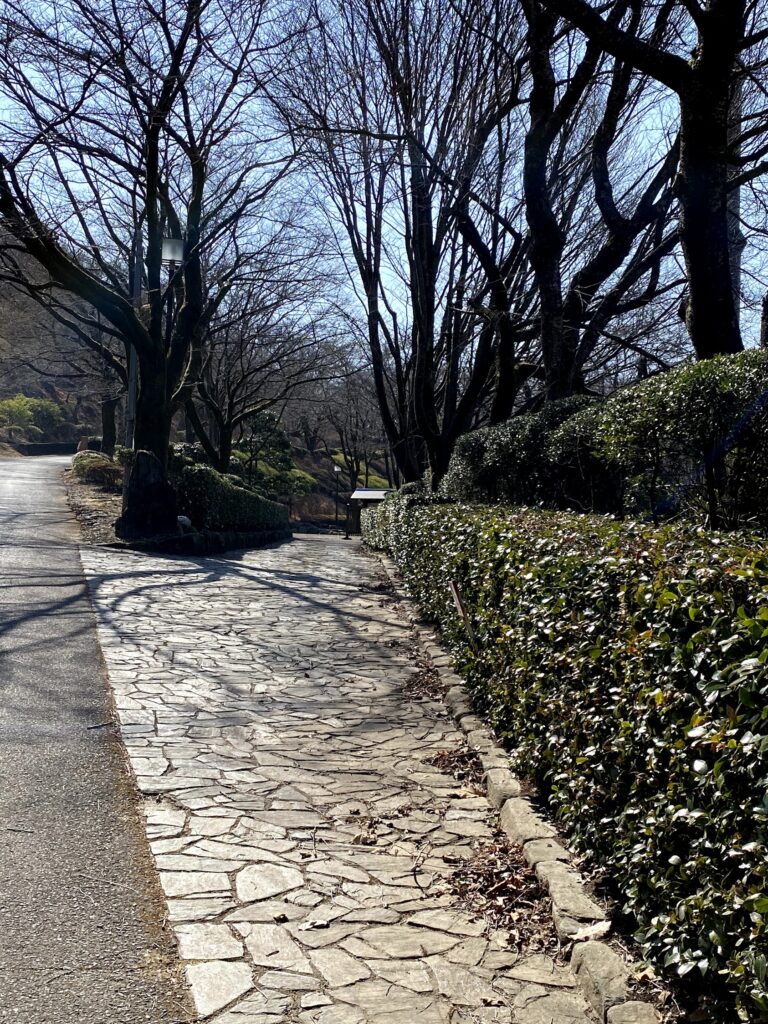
[443,352,768,530]
[0,394,63,441]
[113,445,134,469]
[596,352,768,528]
[440,396,597,505]
[363,494,768,1019]
[71,450,122,489]
[545,401,623,513]
[176,464,289,532]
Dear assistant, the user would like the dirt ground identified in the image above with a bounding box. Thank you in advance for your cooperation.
[64,470,121,545]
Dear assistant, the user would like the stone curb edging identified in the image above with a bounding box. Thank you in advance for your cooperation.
[106,526,292,556]
[373,550,659,1024]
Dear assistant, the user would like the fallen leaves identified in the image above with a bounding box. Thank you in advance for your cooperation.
[449,830,560,955]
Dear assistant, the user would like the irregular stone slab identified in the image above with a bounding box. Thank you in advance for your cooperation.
[239,923,313,973]
[504,954,576,989]
[306,858,371,883]
[425,956,503,1007]
[167,897,235,922]
[236,863,304,902]
[298,1006,365,1024]
[310,948,371,987]
[368,962,433,993]
[513,985,593,1024]
[407,909,486,937]
[176,923,244,960]
[302,993,334,1008]
[360,925,460,958]
[286,922,363,949]
[259,970,321,991]
[451,1010,513,1024]
[607,1001,660,1024]
[186,960,253,1017]
[226,900,311,923]
[209,991,292,1023]
[156,854,243,872]
[332,978,436,1013]
[444,938,488,967]
[571,941,628,1017]
[341,908,400,925]
[160,871,231,897]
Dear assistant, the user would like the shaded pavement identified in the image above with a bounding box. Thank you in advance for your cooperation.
[0,456,190,1024]
[83,535,594,1024]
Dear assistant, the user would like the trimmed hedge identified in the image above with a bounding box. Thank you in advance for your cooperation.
[363,493,768,1019]
[441,352,768,529]
[176,464,290,533]
[440,396,596,505]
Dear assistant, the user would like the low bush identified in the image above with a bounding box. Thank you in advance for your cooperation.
[363,494,768,1019]
[71,450,122,490]
[176,464,289,533]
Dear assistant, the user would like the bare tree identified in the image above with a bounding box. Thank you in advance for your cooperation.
[519,0,683,397]
[0,0,298,533]
[275,0,542,484]
[185,248,347,472]
[538,0,768,359]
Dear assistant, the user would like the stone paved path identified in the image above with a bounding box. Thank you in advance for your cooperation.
[82,536,593,1024]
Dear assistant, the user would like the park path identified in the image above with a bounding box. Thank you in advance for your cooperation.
[82,535,594,1024]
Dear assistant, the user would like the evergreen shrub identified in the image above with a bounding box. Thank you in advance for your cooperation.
[442,352,768,529]
[440,396,595,504]
[71,450,122,489]
[176,464,289,532]
[363,494,768,1018]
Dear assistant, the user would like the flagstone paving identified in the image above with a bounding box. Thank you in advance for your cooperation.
[81,535,594,1024]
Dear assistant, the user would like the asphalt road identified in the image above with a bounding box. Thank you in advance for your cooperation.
[0,457,190,1024]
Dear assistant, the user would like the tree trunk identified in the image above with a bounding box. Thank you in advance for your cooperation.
[184,400,221,468]
[132,350,171,470]
[217,428,232,474]
[117,350,175,537]
[678,89,743,357]
[101,396,119,459]
[521,2,589,400]
[536,0,747,361]
[428,444,454,491]
[115,450,177,539]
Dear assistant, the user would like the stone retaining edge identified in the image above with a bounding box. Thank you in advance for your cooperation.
[106,526,293,556]
[373,550,659,1024]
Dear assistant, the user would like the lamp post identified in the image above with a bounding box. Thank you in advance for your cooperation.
[162,236,184,356]
[123,233,184,452]
[123,226,143,448]
[334,464,342,530]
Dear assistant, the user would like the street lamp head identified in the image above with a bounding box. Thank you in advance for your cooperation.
[334,465,342,474]
[161,237,184,263]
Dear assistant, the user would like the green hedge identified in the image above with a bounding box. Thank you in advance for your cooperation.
[363,494,768,1019]
[176,464,289,533]
[441,352,768,529]
[440,396,596,505]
